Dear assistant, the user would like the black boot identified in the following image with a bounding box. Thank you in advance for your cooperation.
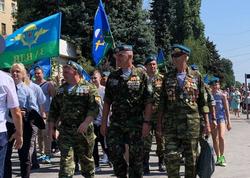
[158,156,165,172]
[143,152,150,175]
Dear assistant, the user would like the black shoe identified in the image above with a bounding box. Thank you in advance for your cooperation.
[75,163,80,173]
[108,161,113,168]
[143,167,150,175]
[31,164,40,170]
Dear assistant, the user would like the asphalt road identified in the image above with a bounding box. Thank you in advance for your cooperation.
[10,113,250,178]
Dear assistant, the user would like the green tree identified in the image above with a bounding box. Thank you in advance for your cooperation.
[220,58,235,88]
[204,37,221,73]
[150,0,175,61]
[184,37,209,75]
[106,0,156,63]
[205,38,235,87]
[171,0,205,43]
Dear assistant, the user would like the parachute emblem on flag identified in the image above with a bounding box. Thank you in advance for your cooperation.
[94,29,105,51]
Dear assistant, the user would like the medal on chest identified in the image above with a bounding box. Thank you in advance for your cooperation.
[182,75,199,103]
[127,75,140,90]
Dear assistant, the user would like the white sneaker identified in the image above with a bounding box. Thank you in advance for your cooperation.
[100,154,108,164]
[95,166,101,172]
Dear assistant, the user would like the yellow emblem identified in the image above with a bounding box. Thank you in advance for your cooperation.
[11,24,48,49]
[173,48,181,53]
[95,40,105,51]
[95,96,102,105]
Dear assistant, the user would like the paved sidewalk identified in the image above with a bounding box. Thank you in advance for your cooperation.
[10,113,250,178]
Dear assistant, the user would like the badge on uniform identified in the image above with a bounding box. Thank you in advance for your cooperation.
[82,86,89,94]
[127,75,140,90]
[154,78,163,88]
[95,96,102,105]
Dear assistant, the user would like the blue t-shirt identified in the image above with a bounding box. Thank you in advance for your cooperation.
[177,72,186,88]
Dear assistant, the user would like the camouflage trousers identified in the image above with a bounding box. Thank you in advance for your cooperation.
[58,125,95,178]
[143,121,164,158]
[107,125,144,178]
[164,137,199,178]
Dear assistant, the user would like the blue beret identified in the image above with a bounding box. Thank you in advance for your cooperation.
[65,60,83,74]
[171,44,191,56]
[114,44,133,53]
[208,76,220,85]
[144,55,157,65]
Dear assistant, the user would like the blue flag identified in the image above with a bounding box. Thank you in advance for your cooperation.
[203,74,209,84]
[82,68,91,81]
[157,48,165,64]
[92,0,113,65]
[0,13,61,68]
[30,58,51,79]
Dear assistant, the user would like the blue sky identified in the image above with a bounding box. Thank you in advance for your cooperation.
[143,0,250,82]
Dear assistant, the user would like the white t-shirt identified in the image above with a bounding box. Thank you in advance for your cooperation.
[0,71,19,132]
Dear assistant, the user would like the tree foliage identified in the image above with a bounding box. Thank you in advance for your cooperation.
[105,0,156,64]
[170,0,205,43]
[205,38,235,87]
[184,37,209,74]
[150,0,175,61]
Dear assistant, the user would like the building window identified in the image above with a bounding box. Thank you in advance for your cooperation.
[1,23,6,36]
[0,0,4,12]
[12,25,17,33]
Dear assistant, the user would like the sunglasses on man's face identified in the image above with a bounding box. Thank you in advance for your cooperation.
[171,52,185,58]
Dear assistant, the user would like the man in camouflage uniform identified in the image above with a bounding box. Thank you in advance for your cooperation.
[143,55,165,174]
[100,44,153,178]
[157,44,211,178]
[48,60,99,178]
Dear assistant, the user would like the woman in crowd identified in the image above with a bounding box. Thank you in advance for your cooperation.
[230,87,241,118]
[209,77,231,167]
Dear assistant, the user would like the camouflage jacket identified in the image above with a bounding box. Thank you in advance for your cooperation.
[159,67,209,138]
[149,72,164,121]
[48,79,99,129]
[104,66,153,127]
